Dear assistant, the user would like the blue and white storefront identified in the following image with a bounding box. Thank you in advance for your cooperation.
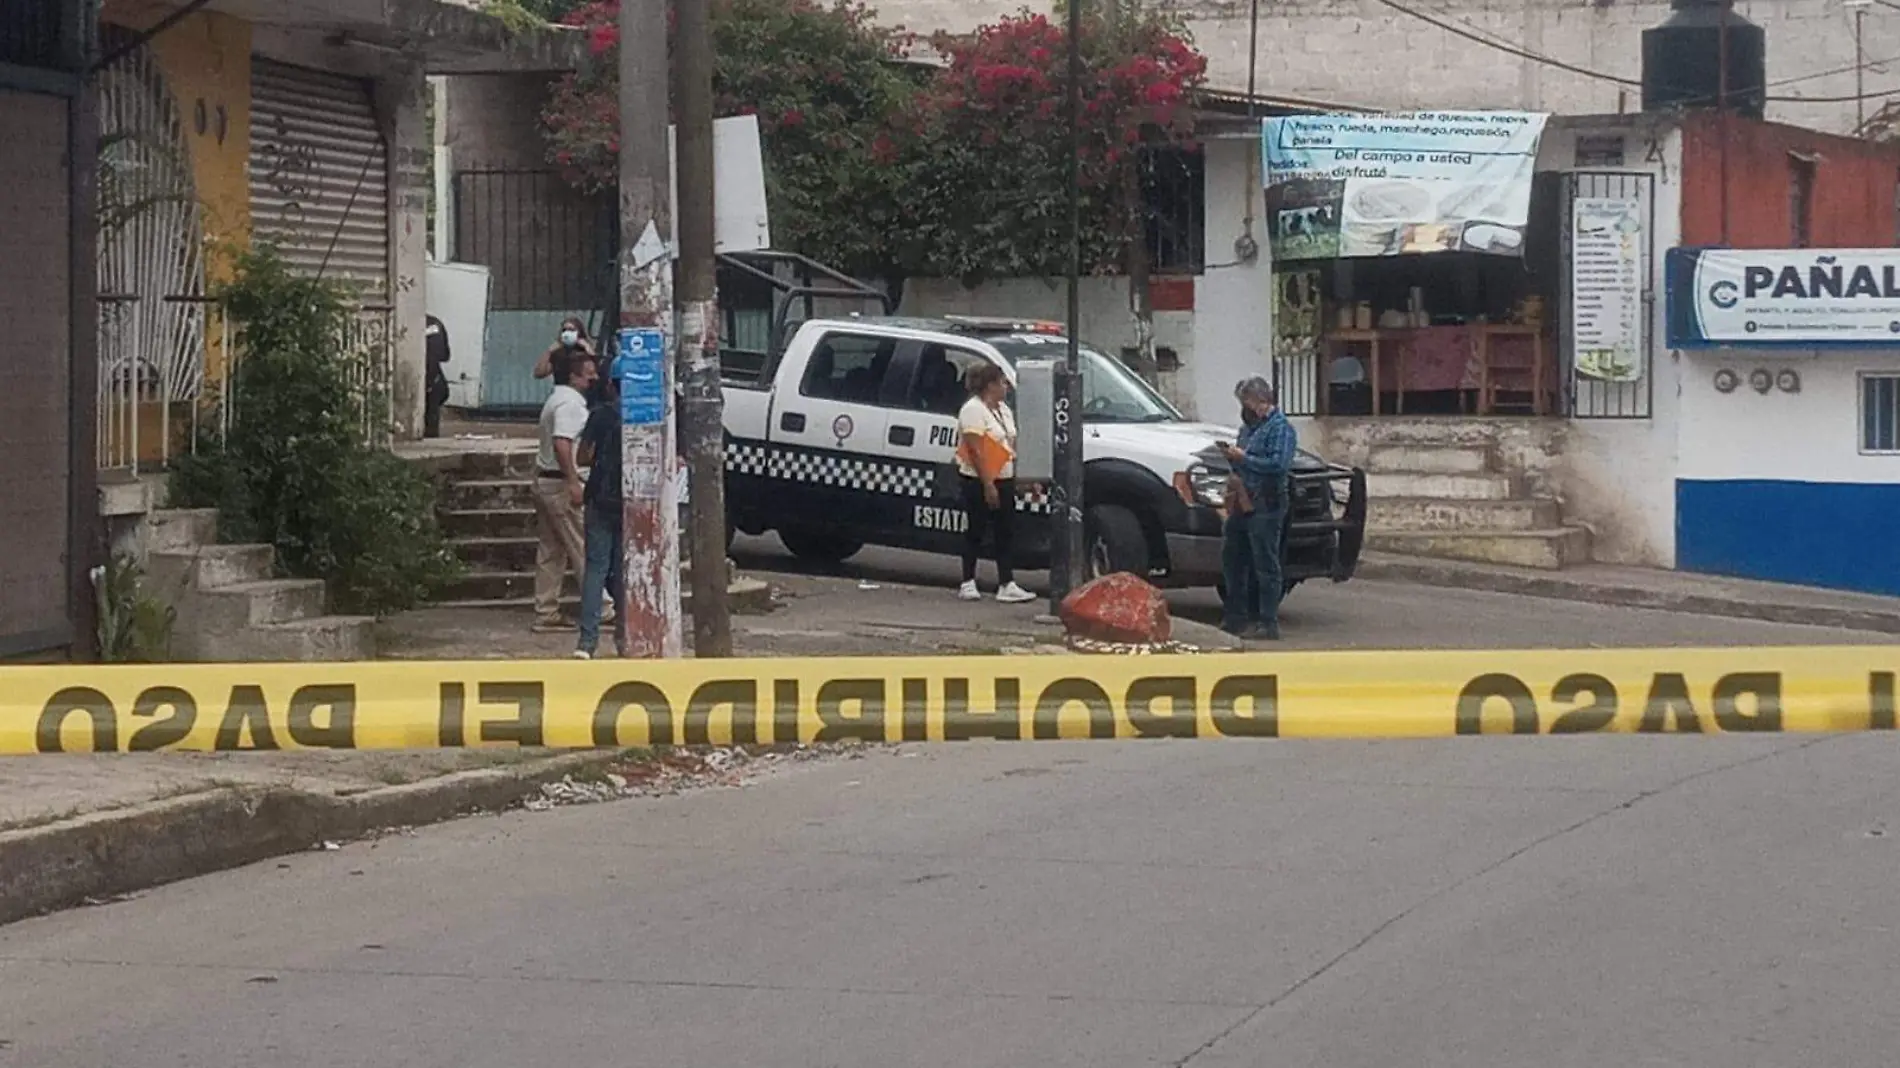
[1667,247,1900,597]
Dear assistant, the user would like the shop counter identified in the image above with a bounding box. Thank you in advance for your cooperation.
[1321,324,1549,415]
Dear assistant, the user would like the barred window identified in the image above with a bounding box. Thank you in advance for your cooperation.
[1861,373,1900,454]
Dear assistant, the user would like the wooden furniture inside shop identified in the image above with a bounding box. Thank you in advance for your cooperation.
[1319,321,1553,416]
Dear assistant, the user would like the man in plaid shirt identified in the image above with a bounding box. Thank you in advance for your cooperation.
[1221,376,1298,640]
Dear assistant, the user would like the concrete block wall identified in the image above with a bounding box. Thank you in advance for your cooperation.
[877,0,1891,136]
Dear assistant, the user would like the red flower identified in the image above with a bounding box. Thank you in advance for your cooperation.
[780,108,806,128]
[1142,81,1180,105]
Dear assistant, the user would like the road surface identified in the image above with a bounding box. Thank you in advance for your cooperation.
[1,564,1895,1067]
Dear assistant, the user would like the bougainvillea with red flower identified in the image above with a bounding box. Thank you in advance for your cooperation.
[537,1,1207,287]
[885,9,1207,282]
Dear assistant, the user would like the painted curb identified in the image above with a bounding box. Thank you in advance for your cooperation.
[0,750,625,927]
[1358,557,1900,636]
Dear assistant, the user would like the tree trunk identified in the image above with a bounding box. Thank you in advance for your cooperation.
[1120,156,1158,384]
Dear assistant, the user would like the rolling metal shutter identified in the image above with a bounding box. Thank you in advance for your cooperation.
[248,60,390,296]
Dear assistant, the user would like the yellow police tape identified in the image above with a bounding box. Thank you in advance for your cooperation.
[1,647,1895,753]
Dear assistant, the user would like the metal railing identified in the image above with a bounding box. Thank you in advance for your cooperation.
[96,296,395,472]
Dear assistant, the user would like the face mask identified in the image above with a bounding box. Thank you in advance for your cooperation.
[560,330,580,346]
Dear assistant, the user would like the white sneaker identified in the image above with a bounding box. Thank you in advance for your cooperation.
[572,649,593,660]
[996,582,1035,604]
[957,580,981,601]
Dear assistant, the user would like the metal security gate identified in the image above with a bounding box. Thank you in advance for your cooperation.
[451,168,615,411]
[248,59,390,297]
[95,29,207,471]
[1563,171,1656,419]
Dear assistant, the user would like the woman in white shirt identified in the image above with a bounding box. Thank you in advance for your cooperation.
[956,363,1035,603]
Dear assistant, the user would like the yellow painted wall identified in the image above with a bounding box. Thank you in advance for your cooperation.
[100,2,252,463]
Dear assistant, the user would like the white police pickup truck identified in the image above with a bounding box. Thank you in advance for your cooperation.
[721,314,1367,596]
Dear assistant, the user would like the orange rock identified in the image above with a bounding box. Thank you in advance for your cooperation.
[1058,572,1172,645]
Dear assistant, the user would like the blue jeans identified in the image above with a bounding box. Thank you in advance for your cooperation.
[578,501,624,655]
[1220,504,1288,634]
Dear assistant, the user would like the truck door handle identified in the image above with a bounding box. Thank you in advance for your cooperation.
[888,425,915,446]
[780,411,806,433]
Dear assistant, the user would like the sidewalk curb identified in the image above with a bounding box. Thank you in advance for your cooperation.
[0,750,625,927]
[1357,556,1900,636]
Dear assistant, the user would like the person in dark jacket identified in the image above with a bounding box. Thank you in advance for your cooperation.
[423,314,451,438]
[1220,376,1298,640]
[574,371,626,659]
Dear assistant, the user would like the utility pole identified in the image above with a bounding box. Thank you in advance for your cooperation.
[674,0,733,657]
[1048,0,1088,612]
[616,0,683,658]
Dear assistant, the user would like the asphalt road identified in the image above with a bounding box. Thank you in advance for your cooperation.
[733,535,1891,649]
[2,558,1895,1067]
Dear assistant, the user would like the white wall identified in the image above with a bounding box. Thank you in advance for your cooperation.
[1678,351,1900,484]
[896,276,1199,413]
[1190,134,1274,428]
[1538,118,1685,567]
[876,0,1890,137]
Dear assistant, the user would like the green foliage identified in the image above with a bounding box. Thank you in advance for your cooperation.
[169,246,461,616]
[536,0,1206,287]
[541,0,917,281]
[93,554,176,663]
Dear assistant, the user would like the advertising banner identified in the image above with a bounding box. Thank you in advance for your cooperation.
[1666,247,1900,349]
[1261,111,1549,262]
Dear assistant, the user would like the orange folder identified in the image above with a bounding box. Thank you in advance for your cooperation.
[957,433,1015,482]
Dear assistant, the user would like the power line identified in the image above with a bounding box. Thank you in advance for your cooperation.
[1369,0,1900,104]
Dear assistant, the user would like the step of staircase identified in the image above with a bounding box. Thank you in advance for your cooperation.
[455,536,537,572]
[446,478,536,511]
[1366,444,1493,474]
[1366,471,1516,501]
[215,615,379,662]
[442,508,536,539]
[194,578,329,631]
[455,451,539,478]
[145,508,220,553]
[145,533,376,662]
[1365,527,1591,570]
[1368,497,1561,533]
[148,543,276,593]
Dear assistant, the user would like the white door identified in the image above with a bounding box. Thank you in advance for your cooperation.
[426,260,490,410]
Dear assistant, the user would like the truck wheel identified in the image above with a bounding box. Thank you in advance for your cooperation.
[779,527,863,565]
[1085,504,1148,580]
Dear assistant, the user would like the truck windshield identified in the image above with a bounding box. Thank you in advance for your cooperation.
[986,336,1181,423]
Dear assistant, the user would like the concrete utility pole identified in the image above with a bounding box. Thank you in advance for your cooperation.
[1048,0,1088,612]
[673,0,733,656]
[616,0,683,658]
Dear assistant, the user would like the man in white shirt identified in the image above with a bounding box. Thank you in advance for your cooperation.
[531,353,599,632]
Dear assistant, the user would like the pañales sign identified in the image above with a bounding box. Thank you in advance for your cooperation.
[1666,247,1900,349]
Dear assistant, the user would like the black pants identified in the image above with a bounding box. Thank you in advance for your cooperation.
[424,376,449,439]
[959,475,1016,584]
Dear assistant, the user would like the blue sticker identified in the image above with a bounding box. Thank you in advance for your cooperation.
[616,327,667,426]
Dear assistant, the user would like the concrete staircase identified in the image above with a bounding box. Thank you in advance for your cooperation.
[1312,420,1589,571]
[143,508,376,661]
[432,450,772,611]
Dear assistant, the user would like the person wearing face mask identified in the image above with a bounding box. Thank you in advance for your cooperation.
[534,318,605,407]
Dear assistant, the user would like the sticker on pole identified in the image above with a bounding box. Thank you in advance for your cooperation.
[616,328,667,426]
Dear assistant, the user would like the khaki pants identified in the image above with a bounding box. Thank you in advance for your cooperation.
[531,477,586,622]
